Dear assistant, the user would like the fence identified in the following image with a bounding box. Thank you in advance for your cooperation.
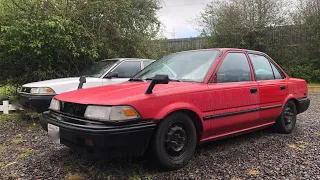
[0,97,23,114]
[163,26,314,53]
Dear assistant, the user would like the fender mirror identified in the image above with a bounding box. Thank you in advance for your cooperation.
[105,72,119,79]
[145,74,169,94]
[78,76,87,89]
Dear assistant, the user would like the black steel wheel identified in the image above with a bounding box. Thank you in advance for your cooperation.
[274,101,297,134]
[151,112,197,170]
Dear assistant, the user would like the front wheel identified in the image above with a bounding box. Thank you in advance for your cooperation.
[273,101,297,134]
[150,112,197,170]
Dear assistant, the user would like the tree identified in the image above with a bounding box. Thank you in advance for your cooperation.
[0,0,163,84]
[198,0,288,49]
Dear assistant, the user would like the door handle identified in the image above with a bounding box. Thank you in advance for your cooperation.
[280,86,286,91]
[250,88,258,94]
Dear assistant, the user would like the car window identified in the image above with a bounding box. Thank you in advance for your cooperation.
[143,61,154,68]
[217,53,251,83]
[249,54,275,81]
[270,62,285,79]
[80,60,118,78]
[111,61,141,78]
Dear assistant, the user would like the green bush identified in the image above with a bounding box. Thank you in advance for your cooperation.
[0,17,98,85]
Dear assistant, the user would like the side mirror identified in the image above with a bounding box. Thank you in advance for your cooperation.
[77,76,87,89]
[105,72,119,79]
[145,74,169,94]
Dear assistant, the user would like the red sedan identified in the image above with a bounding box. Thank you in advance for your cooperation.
[41,48,310,170]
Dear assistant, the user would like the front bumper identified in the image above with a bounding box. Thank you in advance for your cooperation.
[17,93,54,113]
[298,98,310,114]
[40,111,157,159]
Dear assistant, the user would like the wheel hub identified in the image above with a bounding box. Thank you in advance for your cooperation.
[165,124,187,156]
[284,107,294,125]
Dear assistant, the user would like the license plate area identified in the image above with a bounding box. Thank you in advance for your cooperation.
[48,123,60,144]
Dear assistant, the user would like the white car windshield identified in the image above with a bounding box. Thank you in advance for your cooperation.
[80,60,118,78]
[134,50,220,82]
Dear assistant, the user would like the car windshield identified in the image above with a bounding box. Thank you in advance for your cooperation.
[133,50,220,82]
[80,60,119,78]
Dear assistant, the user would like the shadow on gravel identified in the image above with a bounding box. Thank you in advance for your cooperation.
[41,128,287,179]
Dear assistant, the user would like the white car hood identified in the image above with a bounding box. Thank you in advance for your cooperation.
[23,77,103,94]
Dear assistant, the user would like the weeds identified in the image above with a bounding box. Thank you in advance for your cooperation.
[11,136,23,144]
[66,173,86,180]
[0,146,7,153]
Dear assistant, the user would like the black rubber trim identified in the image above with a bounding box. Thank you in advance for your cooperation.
[17,93,54,113]
[203,104,282,120]
[260,104,282,110]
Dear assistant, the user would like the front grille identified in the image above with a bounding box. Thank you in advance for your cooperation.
[60,102,87,118]
[21,87,31,93]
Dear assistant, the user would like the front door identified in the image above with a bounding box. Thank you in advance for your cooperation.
[248,53,288,124]
[207,52,260,138]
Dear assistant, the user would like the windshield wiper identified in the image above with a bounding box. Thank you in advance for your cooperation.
[129,78,144,82]
[144,78,181,82]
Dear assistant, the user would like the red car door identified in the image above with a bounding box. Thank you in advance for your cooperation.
[206,51,260,139]
[248,53,288,125]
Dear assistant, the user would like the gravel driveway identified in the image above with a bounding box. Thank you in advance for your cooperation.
[0,94,319,180]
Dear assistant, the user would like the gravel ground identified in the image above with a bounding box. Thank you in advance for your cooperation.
[0,94,319,180]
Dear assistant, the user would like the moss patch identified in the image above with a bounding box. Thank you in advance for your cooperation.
[0,146,7,153]
[11,137,23,144]
[18,149,35,158]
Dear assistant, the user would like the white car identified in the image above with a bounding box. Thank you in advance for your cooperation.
[18,58,155,112]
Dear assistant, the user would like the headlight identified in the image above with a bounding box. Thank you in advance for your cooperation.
[84,105,141,122]
[49,98,60,111]
[30,87,55,95]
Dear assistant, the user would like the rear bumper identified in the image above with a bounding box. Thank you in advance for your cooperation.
[40,111,157,159]
[298,98,310,114]
[17,93,54,113]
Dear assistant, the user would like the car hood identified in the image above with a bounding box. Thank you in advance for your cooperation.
[22,77,103,94]
[54,81,199,105]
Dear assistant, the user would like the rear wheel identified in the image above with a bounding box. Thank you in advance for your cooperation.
[273,101,297,134]
[151,112,197,170]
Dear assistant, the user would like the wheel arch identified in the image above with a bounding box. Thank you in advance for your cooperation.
[154,103,204,141]
[283,95,299,112]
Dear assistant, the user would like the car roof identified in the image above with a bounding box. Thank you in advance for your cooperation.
[170,48,265,55]
[100,58,155,62]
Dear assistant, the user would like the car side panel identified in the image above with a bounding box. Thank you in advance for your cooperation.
[206,82,260,137]
[257,79,288,124]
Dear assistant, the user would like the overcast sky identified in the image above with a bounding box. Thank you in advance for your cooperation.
[158,0,211,39]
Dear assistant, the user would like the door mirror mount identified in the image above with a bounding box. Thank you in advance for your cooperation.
[145,74,169,94]
[105,72,119,79]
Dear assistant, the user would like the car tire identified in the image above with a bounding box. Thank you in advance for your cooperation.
[273,101,297,134]
[150,112,197,170]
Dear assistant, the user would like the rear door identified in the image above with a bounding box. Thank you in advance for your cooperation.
[248,53,288,124]
[207,52,260,137]
[102,60,142,85]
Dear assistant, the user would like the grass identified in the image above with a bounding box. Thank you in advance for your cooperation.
[66,173,86,180]
[11,136,24,144]
[308,85,320,94]
[0,162,4,168]
[308,83,320,87]
[18,149,35,158]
